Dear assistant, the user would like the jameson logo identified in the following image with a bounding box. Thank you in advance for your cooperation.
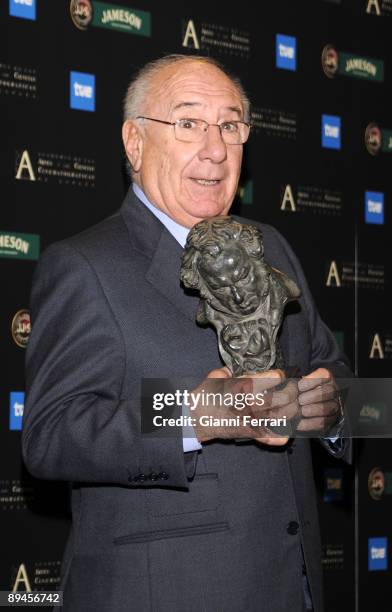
[322,45,384,82]
[341,52,384,81]
[92,1,151,36]
[0,232,40,260]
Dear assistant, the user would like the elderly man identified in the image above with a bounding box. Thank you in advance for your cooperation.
[22,54,351,612]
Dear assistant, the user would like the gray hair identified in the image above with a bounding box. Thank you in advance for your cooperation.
[123,54,250,124]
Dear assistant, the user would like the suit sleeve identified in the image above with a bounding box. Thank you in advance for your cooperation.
[22,241,196,488]
[267,227,353,463]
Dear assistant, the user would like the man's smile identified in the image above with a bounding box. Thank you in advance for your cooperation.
[190,177,222,186]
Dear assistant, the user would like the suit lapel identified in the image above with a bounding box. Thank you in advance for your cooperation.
[120,187,200,323]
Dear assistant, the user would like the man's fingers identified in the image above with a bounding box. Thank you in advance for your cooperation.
[298,383,336,406]
[227,370,286,404]
[207,367,232,379]
[296,397,340,433]
[255,436,290,446]
[300,400,339,418]
[269,380,298,408]
[264,400,299,421]
[298,368,331,392]
[227,377,254,395]
[296,416,336,433]
[239,369,285,390]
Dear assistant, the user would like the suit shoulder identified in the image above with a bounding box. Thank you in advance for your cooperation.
[41,208,128,264]
[67,209,126,253]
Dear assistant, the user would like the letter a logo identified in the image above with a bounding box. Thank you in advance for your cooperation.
[12,564,32,592]
[15,150,36,181]
[326,261,341,286]
[366,0,381,14]
[182,20,200,49]
[280,184,296,211]
[369,333,384,359]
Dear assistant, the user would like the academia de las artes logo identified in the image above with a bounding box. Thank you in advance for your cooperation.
[280,183,343,216]
[0,63,37,99]
[366,0,392,16]
[12,309,31,348]
[369,332,392,359]
[322,45,339,78]
[368,467,385,500]
[70,0,93,30]
[11,561,62,593]
[182,18,250,59]
[365,122,382,155]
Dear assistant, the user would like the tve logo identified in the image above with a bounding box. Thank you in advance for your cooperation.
[9,0,36,21]
[276,34,296,71]
[365,191,384,224]
[70,71,95,112]
[368,537,388,571]
[322,114,341,149]
[9,392,24,431]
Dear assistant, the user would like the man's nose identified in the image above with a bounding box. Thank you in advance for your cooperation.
[198,125,227,163]
[231,285,244,304]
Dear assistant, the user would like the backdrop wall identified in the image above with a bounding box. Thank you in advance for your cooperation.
[1,1,391,609]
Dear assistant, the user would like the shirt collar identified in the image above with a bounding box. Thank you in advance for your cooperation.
[132,183,190,248]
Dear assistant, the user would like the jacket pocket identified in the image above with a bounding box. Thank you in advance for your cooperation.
[146,472,219,517]
[113,521,230,545]
[113,473,229,544]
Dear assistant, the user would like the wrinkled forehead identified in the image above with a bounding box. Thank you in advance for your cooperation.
[144,60,244,118]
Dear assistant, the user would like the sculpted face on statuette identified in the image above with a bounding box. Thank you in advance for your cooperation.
[180,217,301,376]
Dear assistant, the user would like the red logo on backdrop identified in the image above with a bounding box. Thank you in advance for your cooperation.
[70,0,93,30]
[12,310,31,348]
[322,44,339,78]
[368,467,385,500]
[365,122,382,156]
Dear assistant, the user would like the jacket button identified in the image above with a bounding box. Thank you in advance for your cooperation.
[149,472,158,481]
[287,521,299,535]
[158,472,169,480]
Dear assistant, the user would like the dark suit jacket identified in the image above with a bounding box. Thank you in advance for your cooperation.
[22,188,351,612]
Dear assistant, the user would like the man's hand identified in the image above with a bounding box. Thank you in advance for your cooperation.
[297,368,342,434]
[191,368,295,446]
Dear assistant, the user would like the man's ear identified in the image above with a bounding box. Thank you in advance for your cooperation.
[122,120,143,173]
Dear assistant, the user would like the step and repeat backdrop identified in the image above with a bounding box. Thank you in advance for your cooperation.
[1,0,391,609]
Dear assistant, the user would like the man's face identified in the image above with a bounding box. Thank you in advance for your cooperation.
[125,60,244,227]
[198,241,266,316]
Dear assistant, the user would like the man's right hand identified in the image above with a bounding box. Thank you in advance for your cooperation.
[191,367,298,446]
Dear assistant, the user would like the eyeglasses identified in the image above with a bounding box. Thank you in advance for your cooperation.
[136,116,251,145]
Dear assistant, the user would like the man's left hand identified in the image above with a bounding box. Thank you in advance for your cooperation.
[296,368,342,434]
